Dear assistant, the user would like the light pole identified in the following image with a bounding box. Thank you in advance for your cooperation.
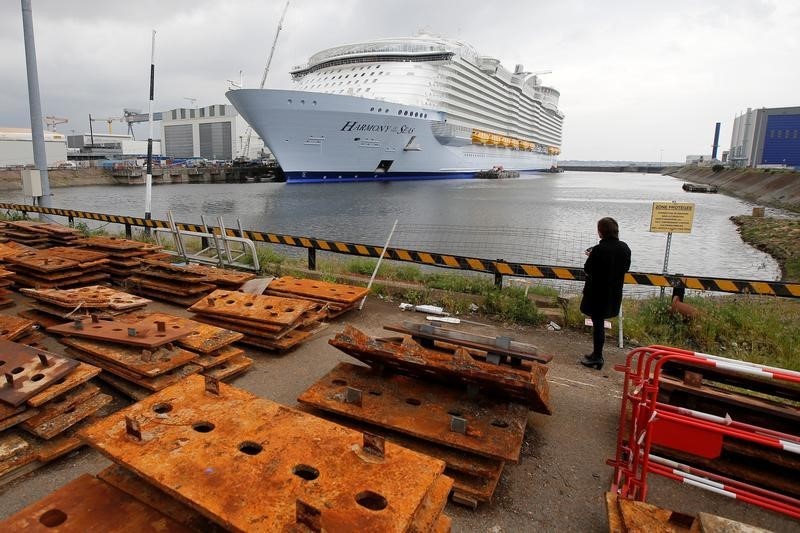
[659,149,664,166]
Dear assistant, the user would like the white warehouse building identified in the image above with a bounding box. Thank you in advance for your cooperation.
[161,104,265,160]
[0,128,68,167]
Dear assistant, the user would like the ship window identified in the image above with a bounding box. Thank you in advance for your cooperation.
[372,79,377,83]
[361,73,365,76]
[385,108,388,113]
[300,99,305,104]
[370,107,374,111]
[404,111,408,116]
[365,88,371,92]
[313,100,317,106]
[370,72,374,76]
[377,108,382,112]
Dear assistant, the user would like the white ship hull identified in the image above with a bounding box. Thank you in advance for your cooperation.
[227,89,557,183]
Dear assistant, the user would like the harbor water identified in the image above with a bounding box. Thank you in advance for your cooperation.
[2,171,783,281]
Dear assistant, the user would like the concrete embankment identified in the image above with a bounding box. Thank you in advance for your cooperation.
[0,168,115,191]
[669,167,800,213]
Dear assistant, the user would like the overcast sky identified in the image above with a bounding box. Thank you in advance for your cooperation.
[2,0,798,161]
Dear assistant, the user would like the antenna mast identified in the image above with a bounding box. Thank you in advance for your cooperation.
[242,0,289,159]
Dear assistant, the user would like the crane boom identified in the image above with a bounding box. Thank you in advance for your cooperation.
[242,0,289,159]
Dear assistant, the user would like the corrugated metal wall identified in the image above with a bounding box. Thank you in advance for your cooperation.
[164,124,193,158]
[762,113,800,166]
[198,122,232,160]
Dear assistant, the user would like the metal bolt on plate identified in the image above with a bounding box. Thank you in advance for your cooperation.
[450,415,467,434]
[73,319,83,330]
[204,375,220,396]
[344,386,363,407]
[125,416,143,441]
[127,328,137,337]
[363,432,385,459]
[37,353,50,367]
[156,321,166,333]
[295,499,322,532]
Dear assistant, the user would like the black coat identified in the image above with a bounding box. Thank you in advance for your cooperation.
[580,237,631,319]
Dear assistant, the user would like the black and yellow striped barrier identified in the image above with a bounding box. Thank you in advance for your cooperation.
[2,203,799,298]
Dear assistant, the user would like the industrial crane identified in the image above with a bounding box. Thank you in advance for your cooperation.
[44,115,68,132]
[89,114,122,134]
[241,0,289,159]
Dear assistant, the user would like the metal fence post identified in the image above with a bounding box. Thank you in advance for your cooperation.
[308,247,316,271]
[125,223,132,239]
[68,215,74,228]
[494,271,503,288]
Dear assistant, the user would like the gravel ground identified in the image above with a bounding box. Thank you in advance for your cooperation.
[0,294,796,532]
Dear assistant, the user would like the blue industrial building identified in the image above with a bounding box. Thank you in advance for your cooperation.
[729,106,800,168]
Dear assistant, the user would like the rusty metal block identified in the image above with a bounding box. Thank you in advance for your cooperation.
[23,382,100,426]
[98,465,225,532]
[237,328,316,352]
[77,235,148,251]
[409,474,453,533]
[182,263,256,286]
[189,289,317,326]
[0,339,79,407]
[192,345,245,369]
[0,406,39,432]
[331,325,552,415]
[59,337,198,377]
[298,362,528,463]
[80,374,446,533]
[268,276,369,305]
[96,372,150,401]
[11,271,110,290]
[0,433,37,477]
[26,362,101,407]
[127,275,217,296]
[124,285,207,307]
[0,474,194,532]
[191,314,286,336]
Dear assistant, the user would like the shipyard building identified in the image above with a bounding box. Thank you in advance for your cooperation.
[161,104,265,160]
[729,106,800,168]
[0,128,67,167]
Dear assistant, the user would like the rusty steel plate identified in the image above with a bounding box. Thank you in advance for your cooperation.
[44,246,109,264]
[0,315,35,341]
[80,374,445,533]
[59,337,198,377]
[27,362,101,407]
[0,433,37,477]
[331,325,552,415]
[0,407,39,432]
[23,392,111,440]
[269,276,369,305]
[120,312,244,354]
[77,236,148,250]
[21,285,151,311]
[99,465,226,532]
[0,339,79,407]
[127,276,217,296]
[65,347,202,391]
[125,285,206,307]
[96,372,150,401]
[0,242,32,260]
[4,252,80,273]
[189,289,317,326]
[12,272,110,290]
[385,322,552,365]
[298,362,529,463]
[22,383,100,428]
[409,474,452,533]
[10,265,107,281]
[191,314,285,336]
[201,354,252,381]
[0,474,194,532]
[49,316,194,349]
[138,258,210,279]
[183,264,256,285]
[238,328,316,352]
[194,346,245,370]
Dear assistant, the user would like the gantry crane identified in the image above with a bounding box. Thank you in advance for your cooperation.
[44,115,68,132]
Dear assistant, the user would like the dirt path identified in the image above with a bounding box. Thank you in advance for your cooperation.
[0,295,795,532]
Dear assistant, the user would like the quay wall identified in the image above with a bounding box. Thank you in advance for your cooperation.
[0,166,280,191]
[669,166,800,213]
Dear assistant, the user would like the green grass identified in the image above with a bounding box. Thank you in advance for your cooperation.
[732,216,800,281]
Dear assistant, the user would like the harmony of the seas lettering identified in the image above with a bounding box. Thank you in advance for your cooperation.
[340,121,415,134]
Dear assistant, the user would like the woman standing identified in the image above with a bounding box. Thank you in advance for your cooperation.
[579,217,631,370]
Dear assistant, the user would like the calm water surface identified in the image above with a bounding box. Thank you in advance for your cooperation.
[3,171,782,280]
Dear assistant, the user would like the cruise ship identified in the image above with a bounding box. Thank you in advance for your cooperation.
[226,35,564,183]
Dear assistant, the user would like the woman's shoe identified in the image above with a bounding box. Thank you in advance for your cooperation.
[579,355,604,370]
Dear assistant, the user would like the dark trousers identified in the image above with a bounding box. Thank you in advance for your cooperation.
[591,315,605,359]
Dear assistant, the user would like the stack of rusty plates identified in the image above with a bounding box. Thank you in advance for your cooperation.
[189,289,328,352]
[265,276,369,319]
[0,338,109,484]
[75,236,170,283]
[0,220,82,248]
[0,314,37,343]
[0,268,14,309]
[0,241,32,261]
[178,262,257,289]
[298,324,553,509]
[125,259,218,307]
[49,314,203,396]
[20,285,151,321]
[62,374,452,532]
[3,247,110,289]
[92,311,251,401]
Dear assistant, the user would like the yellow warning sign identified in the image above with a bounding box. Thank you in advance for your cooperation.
[650,202,695,233]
